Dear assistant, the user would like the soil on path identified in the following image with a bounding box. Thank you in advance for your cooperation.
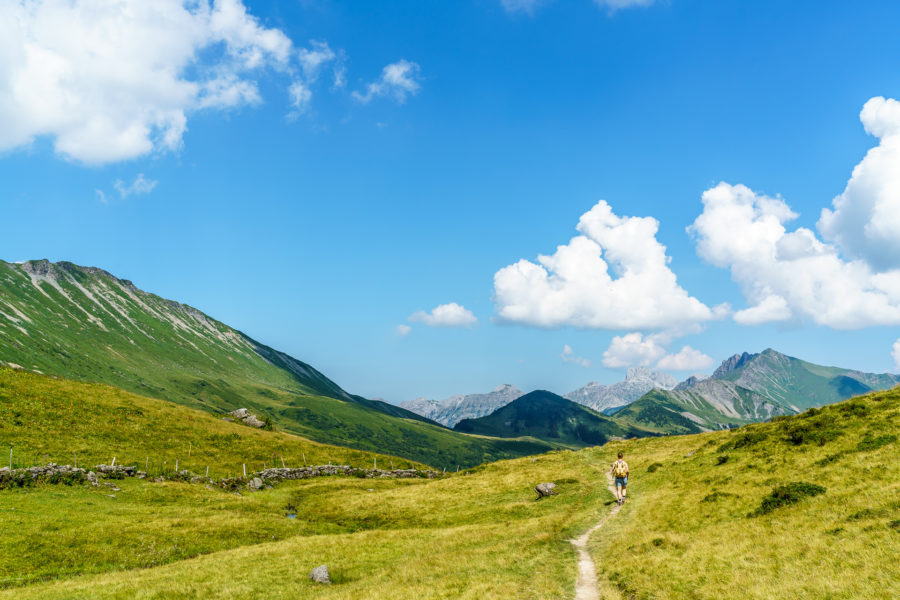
[570,472,622,600]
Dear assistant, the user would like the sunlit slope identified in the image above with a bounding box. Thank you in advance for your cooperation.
[594,386,900,599]
[0,367,423,473]
[0,261,553,467]
[616,348,900,434]
[1,443,612,598]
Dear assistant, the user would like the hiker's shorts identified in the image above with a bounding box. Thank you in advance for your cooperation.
[615,476,628,487]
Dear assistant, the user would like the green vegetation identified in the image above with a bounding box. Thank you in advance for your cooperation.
[0,448,610,598]
[454,390,651,447]
[0,368,424,474]
[592,385,900,599]
[749,481,827,516]
[0,260,553,468]
[2,362,898,597]
[616,349,900,435]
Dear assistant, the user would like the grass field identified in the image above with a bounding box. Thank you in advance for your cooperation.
[2,367,898,598]
[593,387,900,599]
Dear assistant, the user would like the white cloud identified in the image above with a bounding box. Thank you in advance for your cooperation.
[95,189,107,204]
[817,97,900,271]
[395,324,412,337]
[561,344,591,368]
[298,40,336,82]
[501,0,653,14]
[602,331,714,371]
[602,332,666,368]
[655,346,715,371]
[690,181,900,329]
[893,339,900,370]
[409,303,477,328]
[493,200,721,329]
[352,60,422,104]
[288,81,313,115]
[114,173,157,198]
[0,0,292,164]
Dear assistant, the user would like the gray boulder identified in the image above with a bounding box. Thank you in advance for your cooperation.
[534,482,557,498]
[228,408,250,420]
[242,415,266,428]
[86,471,99,487]
[248,477,263,491]
[309,565,331,584]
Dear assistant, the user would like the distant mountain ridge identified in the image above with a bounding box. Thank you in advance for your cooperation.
[615,348,900,434]
[564,367,678,413]
[453,390,651,448]
[399,384,524,427]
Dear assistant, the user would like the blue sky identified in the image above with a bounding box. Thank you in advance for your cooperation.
[3,0,900,403]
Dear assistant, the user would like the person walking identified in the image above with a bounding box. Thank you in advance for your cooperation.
[611,452,629,505]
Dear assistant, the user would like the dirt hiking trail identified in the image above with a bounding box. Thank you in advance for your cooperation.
[570,472,622,600]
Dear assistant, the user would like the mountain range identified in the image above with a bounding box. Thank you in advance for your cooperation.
[564,366,679,413]
[614,348,900,434]
[398,384,524,427]
[0,259,556,468]
[453,390,651,448]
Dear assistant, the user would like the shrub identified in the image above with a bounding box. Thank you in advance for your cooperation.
[784,421,841,446]
[856,434,897,452]
[701,491,737,503]
[718,431,767,452]
[750,481,826,517]
[646,462,663,473]
[716,455,729,466]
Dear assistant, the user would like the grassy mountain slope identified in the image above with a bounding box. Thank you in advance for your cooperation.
[0,367,424,474]
[594,387,900,599]
[0,261,551,468]
[616,348,899,434]
[3,383,898,598]
[454,390,651,447]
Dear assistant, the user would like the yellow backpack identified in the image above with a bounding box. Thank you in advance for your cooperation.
[613,460,628,477]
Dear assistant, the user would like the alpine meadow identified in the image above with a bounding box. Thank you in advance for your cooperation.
[3,1,900,599]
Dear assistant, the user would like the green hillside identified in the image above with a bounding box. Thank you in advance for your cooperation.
[0,260,553,468]
[454,390,651,447]
[2,377,898,598]
[616,349,899,434]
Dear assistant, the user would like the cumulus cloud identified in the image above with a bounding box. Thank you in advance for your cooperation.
[690,181,900,329]
[602,331,713,371]
[114,173,157,198]
[655,346,715,371]
[893,339,900,370]
[352,60,422,104]
[0,0,296,164]
[561,344,591,368]
[493,200,721,330]
[395,324,412,337]
[817,97,900,270]
[409,303,477,328]
[602,332,666,368]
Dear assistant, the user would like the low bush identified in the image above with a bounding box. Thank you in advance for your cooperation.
[646,462,663,473]
[856,434,897,452]
[750,482,826,517]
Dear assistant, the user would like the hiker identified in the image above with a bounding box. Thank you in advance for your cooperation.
[611,452,629,505]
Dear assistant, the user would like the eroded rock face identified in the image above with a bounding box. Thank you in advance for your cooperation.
[534,482,557,498]
[309,565,331,584]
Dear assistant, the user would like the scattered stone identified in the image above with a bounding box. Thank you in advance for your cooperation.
[534,482,557,498]
[227,408,266,428]
[86,471,99,486]
[309,565,331,584]
[248,477,264,491]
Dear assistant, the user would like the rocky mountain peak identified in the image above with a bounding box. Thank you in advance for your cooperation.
[712,352,757,379]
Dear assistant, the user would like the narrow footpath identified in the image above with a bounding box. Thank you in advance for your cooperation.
[570,472,622,600]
